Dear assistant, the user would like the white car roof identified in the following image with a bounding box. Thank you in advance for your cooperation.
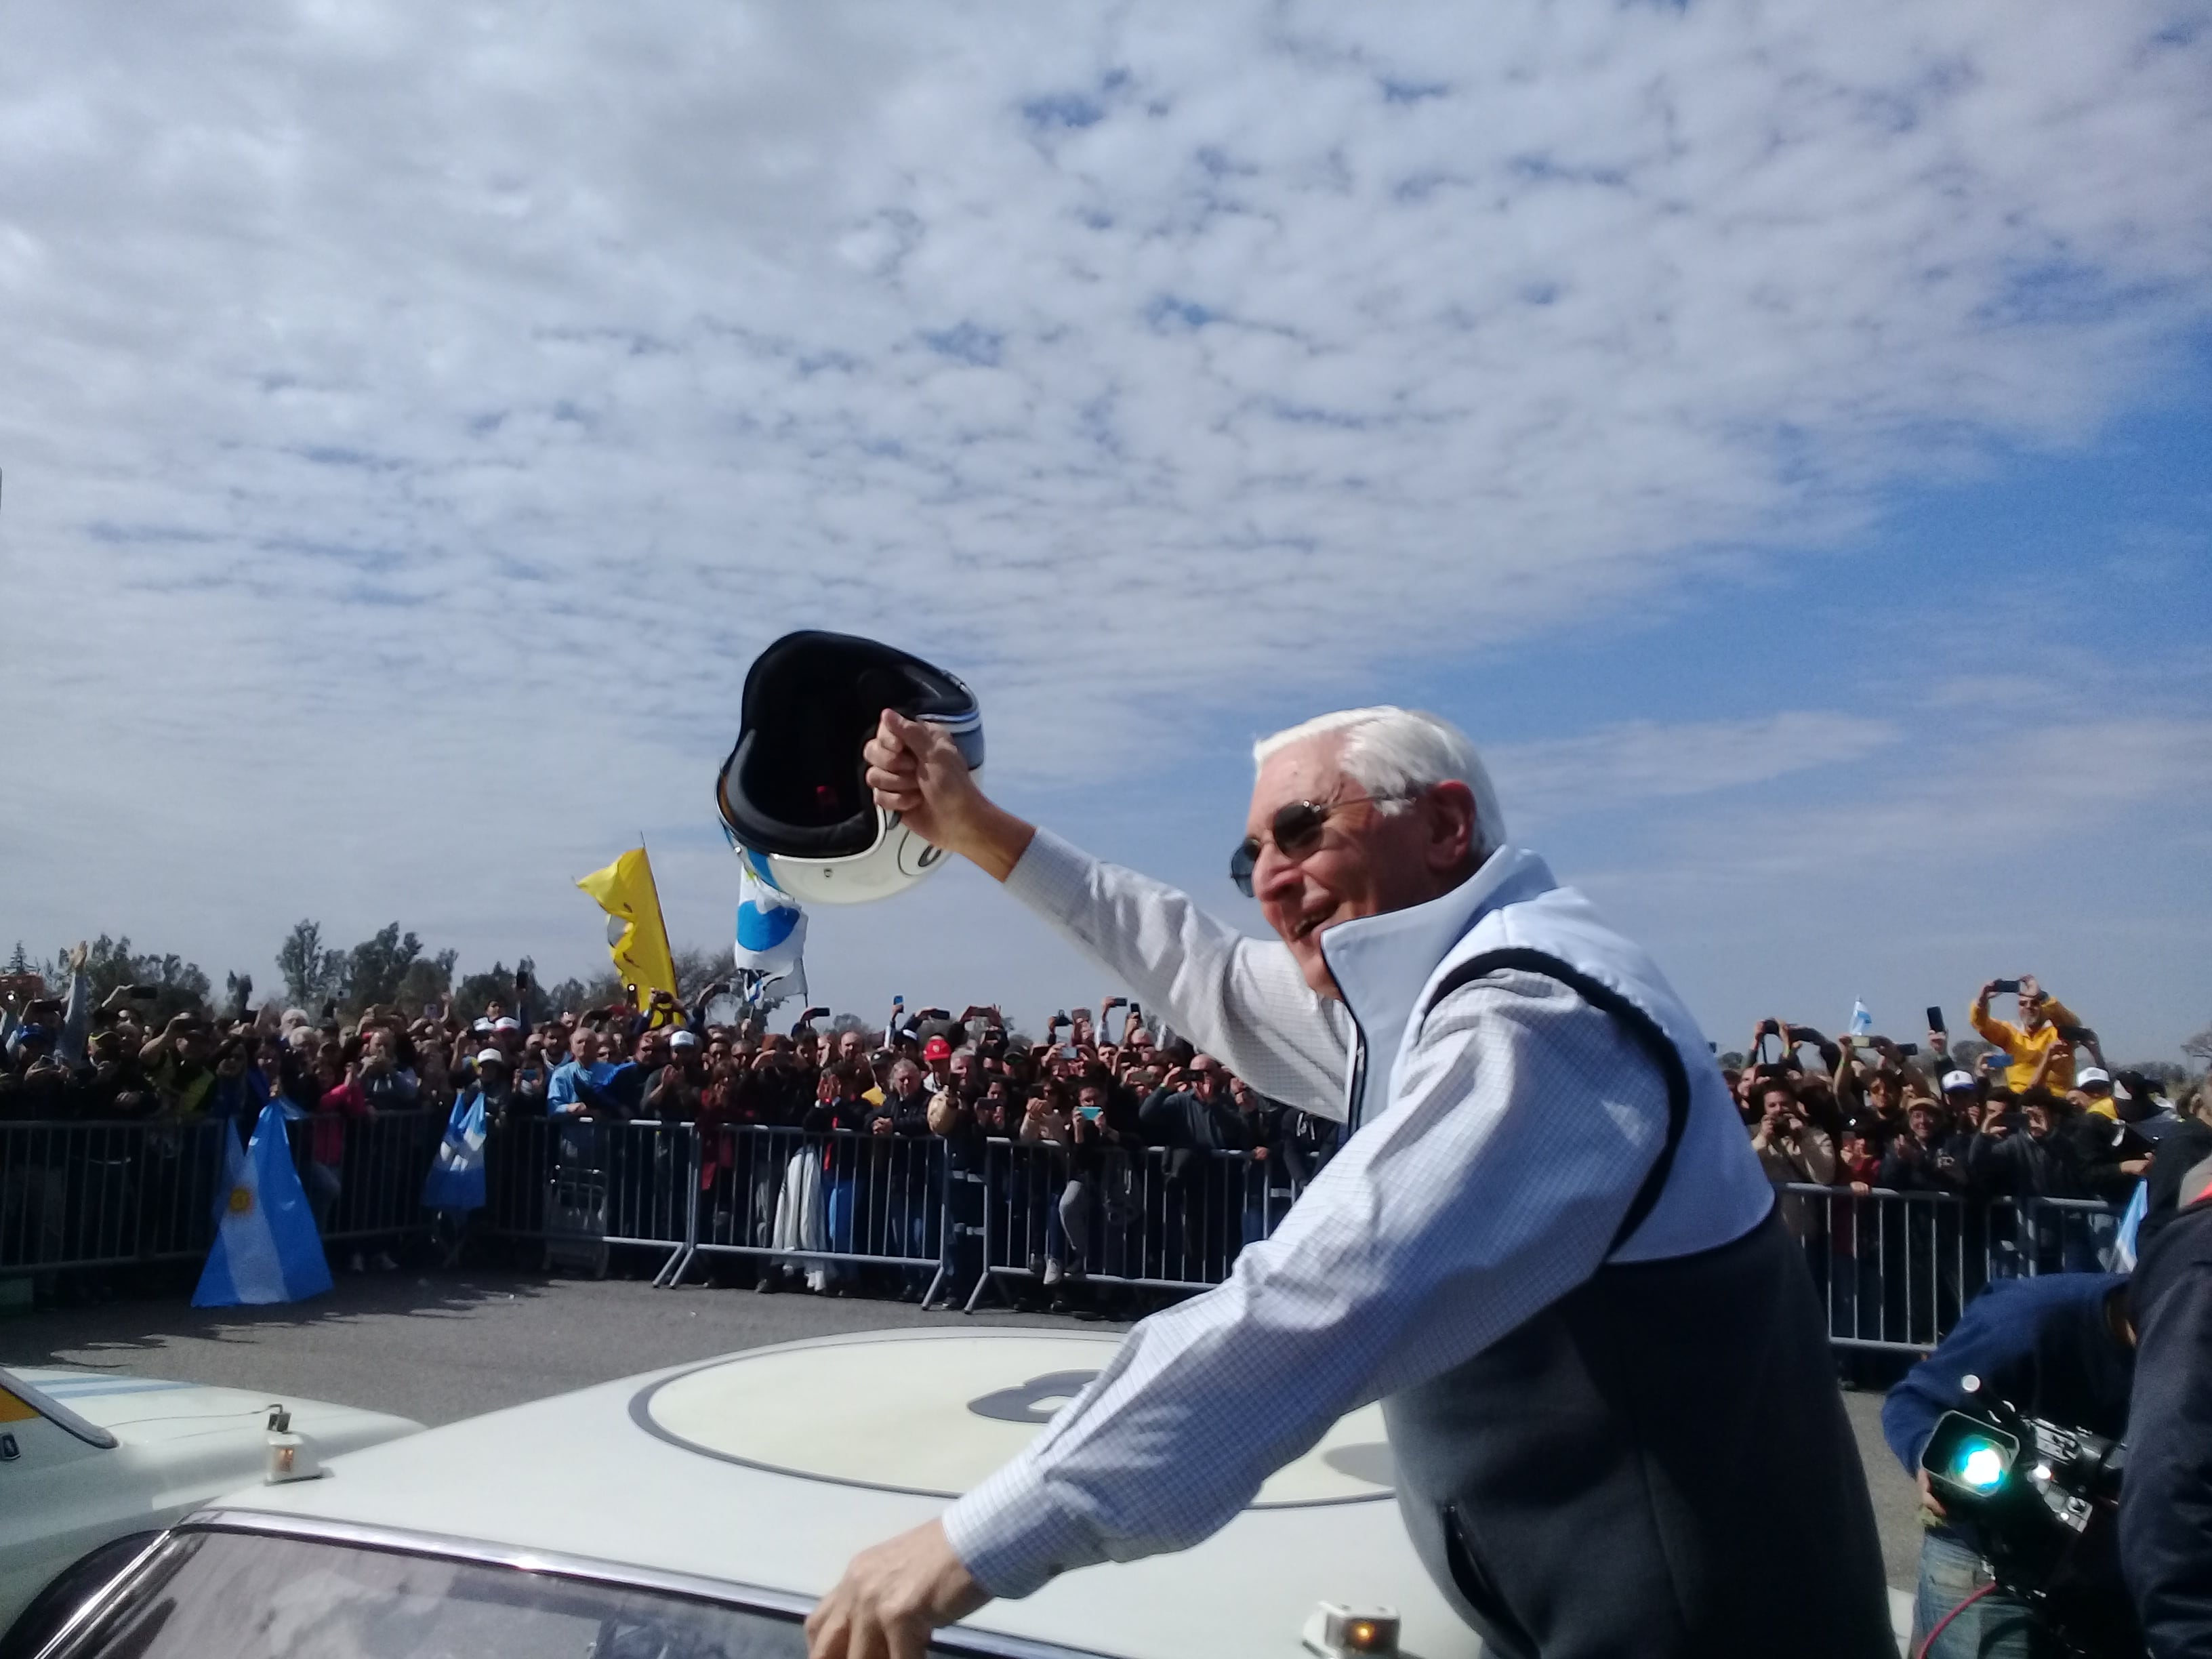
[209,1327,1477,1659]
[1,1365,421,1633]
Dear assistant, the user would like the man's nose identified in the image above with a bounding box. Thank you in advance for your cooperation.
[1253,844,1305,908]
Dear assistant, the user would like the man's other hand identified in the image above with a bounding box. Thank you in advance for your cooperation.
[806,1519,988,1659]
[1916,1467,1947,1523]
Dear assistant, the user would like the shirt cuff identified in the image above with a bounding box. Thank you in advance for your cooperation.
[941,1456,1099,1601]
[1001,827,1095,927]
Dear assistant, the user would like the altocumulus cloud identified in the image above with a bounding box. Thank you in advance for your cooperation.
[1,1,2209,994]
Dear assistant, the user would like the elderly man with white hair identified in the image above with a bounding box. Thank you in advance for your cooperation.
[808,705,1891,1659]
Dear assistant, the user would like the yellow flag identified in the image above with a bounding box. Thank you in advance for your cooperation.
[576,847,678,1011]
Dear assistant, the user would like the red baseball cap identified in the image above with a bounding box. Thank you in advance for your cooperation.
[922,1036,953,1061]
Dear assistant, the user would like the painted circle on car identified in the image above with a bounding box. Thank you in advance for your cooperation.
[632,1330,1393,1507]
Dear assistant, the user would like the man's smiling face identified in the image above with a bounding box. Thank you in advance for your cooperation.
[1248,735,1476,1000]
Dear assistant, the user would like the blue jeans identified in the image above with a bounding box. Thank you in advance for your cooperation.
[1913,1531,2059,1658]
[825,1175,855,1277]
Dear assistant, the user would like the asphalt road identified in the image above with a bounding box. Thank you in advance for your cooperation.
[0,1268,1925,1590]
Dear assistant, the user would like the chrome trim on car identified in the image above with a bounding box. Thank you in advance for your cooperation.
[25,1533,169,1659]
[180,1510,1100,1659]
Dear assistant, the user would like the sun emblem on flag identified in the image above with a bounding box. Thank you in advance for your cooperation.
[227,1186,254,1215]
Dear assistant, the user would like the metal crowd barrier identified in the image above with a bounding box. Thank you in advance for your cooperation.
[0,1118,230,1274]
[1,1115,2135,1360]
[283,1109,444,1250]
[1781,1184,2129,1354]
[961,1137,1304,1309]
[0,1111,444,1278]
[677,1125,949,1300]
[478,1115,697,1282]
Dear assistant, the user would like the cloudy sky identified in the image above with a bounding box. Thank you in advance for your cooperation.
[3,1,2209,1058]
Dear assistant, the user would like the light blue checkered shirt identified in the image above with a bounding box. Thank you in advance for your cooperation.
[941,831,1673,1599]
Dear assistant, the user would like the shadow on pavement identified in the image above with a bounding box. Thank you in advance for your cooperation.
[1,1267,556,1366]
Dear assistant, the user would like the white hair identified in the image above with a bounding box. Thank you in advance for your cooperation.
[1253,705,1506,859]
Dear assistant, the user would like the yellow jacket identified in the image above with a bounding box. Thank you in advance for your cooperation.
[1970,996,2082,1094]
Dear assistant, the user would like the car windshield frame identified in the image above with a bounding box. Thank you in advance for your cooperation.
[28,1511,1102,1659]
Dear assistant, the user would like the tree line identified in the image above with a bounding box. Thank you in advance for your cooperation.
[3,922,737,1027]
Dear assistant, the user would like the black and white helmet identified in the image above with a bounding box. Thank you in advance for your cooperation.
[714,631,983,905]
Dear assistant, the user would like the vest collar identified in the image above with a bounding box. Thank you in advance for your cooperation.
[1318,846,1558,1119]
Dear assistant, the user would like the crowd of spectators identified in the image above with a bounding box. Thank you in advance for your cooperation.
[7,951,2205,1321]
[1729,975,2212,1355]
[1732,975,2180,1214]
[0,957,1340,1304]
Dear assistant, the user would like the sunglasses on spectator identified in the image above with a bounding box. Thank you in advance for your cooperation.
[1231,793,1414,896]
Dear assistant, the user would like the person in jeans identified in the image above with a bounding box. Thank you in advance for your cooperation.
[1883,1273,2134,1658]
[1052,1078,1139,1288]
[865,1060,937,1298]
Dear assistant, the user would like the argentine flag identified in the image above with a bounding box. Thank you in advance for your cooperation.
[192,1102,335,1307]
[1848,999,1874,1038]
[735,849,808,1005]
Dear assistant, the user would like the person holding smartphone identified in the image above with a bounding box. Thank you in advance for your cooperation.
[1971,975,2089,1095]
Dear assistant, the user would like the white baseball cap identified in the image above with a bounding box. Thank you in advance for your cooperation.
[670,1029,700,1049]
[2075,1067,2112,1089]
[1941,1070,1977,1093]
[472,1018,493,1033]
[492,1017,520,1031]
[475,1047,506,1067]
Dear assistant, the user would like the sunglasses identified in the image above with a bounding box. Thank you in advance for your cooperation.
[1230,793,1412,896]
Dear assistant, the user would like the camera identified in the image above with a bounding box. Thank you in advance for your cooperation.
[1921,1376,2135,1656]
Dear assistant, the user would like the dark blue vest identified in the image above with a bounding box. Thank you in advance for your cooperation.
[1320,862,1893,1658]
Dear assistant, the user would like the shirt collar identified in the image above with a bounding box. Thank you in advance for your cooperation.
[1317,846,1557,1090]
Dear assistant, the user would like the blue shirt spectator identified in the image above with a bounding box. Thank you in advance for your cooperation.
[547,1029,622,1117]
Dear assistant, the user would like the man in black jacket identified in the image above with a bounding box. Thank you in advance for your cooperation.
[2135,1083,2212,1258]
[2121,1107,2212,1657]
[1137,1054,1249,1275]
[1970,1089,2098,1273]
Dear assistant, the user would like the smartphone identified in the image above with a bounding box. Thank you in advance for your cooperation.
[893,996,904,1007]
[423,1002,441,1019]
[2057,1024,2094,1044]
[802,1006,831,1023]
[1991,979,2022,996]
[1925,1006,1945,1034]
[1898,1042,1919,1057]
[1059,1043,1080,1063]
[1080,1105,1101,1121]
[129,985,160,1001]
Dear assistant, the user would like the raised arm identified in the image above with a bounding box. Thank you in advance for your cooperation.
[58,943,91,1069]
[865,710,1350,1113]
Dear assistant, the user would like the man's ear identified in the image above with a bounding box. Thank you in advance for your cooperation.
[1425,780,1479,872]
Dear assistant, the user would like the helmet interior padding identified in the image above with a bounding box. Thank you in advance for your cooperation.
[718,631,981,860]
